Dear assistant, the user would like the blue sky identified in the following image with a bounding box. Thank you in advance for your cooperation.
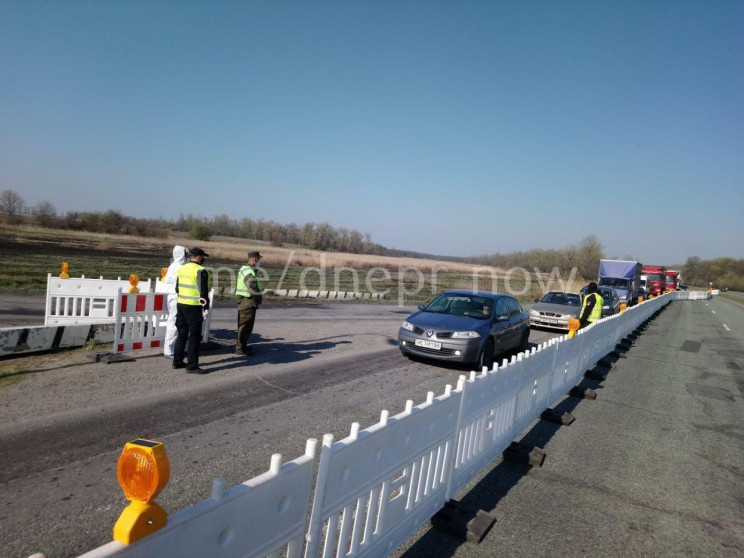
[1,1,742,265]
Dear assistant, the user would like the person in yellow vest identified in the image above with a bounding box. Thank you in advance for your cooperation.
[579,282,604,329]
[235,251,264,356]
[173,247,211,373]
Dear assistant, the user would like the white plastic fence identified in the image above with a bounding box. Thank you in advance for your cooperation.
[45,274,153,326]
[79,293,684,558]
[113,289,215,354]
[79,441,318,558]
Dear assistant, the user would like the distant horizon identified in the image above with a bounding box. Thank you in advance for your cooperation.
[2,2,742,264]
[5,199,731,269]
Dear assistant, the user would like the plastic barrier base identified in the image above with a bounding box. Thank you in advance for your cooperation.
[569,387,597,400]
[87,352,135,364]
[541,408,575,425]
[503,442,546,467]
[431,499,496,544]
[585,367,609,381]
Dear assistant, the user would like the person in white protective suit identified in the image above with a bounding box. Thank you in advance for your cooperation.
[163,245,189,357]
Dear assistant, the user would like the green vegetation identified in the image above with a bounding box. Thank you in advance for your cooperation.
[468,234,604,278]
[190,223,212,241]
[0,365,23,387]
[683,256,744,292]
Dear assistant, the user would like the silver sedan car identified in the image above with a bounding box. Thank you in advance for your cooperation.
[528,291,582,330]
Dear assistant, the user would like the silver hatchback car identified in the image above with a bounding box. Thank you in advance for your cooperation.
[528,291,582,330]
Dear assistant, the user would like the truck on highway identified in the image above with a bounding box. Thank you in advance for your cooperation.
[665,270,680,292]
[598,260,643,306]
[642,266,666,296]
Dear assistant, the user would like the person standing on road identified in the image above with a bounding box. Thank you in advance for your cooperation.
[173,247,211,373]
[163,245,189,358]
[235,251,264,356]
[579,282,604,328]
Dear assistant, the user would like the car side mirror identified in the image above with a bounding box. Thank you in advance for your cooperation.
[534,298,539,303]
[417,304,426,311]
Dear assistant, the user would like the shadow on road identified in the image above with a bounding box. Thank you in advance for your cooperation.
[198,330,352,373]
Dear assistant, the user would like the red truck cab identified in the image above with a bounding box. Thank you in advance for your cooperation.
[665,270,680,292]
[642,266,666,296]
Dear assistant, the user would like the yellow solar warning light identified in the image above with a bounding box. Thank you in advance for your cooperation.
[113,439,170,544]
[567,318,580,339]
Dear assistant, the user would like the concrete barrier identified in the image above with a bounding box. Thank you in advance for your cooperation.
[0,323,115,356]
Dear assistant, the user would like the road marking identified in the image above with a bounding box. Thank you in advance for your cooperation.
[723,324,731,331]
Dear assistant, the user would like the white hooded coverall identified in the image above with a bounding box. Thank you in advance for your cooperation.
[164,245,188,357]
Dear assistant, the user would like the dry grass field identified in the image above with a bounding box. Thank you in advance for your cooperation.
[0,224,585,304]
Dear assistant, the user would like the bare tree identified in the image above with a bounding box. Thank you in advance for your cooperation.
[34,200,57,227]
[1,189,25,224]
[577,234,604,279]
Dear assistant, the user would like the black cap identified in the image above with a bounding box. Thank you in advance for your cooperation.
[587,282,598,292]
[190,247,209,257]
[248,251,262,259]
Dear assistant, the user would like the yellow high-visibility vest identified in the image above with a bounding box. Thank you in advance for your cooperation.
[236,265,262,297]
[581,292,604,323]
[177,262,204,305]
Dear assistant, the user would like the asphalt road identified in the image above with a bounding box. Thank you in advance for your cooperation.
[395,295,744,557]
[1,296,742,557]
[0,297,559,558]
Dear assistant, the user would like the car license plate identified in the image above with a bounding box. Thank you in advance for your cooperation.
[545,319,557,324]
[415,339,442,350]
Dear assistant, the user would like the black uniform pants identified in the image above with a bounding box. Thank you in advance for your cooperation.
[174,303,204,369]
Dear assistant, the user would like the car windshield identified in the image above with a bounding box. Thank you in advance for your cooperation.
[539,293,581,305]
[424,294,493,319]
[647,274,663,281]
[598,277,630,288]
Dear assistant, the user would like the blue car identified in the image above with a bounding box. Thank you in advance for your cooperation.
[398,290,530,370]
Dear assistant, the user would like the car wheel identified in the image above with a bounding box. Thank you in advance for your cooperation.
[519,329,529,352]
[478,338,495,371]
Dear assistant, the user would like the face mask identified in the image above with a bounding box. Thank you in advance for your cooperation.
[254,261,261,270]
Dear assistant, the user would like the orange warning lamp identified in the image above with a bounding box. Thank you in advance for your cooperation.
[113,439,170,544]
[60,262,70,279]
[567,318,580,339]
[161,267,168,280]
[620,303,627,313]
[128,274,140,294]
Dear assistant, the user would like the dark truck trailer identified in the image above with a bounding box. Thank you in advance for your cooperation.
[642,265,666,296]
[598,260,642,306]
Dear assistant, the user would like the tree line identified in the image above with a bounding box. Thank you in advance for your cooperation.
[682,256,744,291]
[466,235,605,279]
[1,189,392,254]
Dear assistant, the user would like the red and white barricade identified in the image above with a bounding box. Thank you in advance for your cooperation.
[113,290,169,354]
[113,289,214,354]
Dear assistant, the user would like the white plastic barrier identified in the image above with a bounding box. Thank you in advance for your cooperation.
[675,291,711,301]
[113,289,215,354]
[45,274,152,326]
[78,293,674,558]
[306,388,463,558]
[78,441,317,558]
